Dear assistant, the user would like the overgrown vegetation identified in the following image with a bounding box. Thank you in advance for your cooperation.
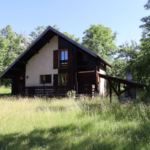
[0,95,150,150]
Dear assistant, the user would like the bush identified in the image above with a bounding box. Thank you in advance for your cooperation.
[66,90,76,98]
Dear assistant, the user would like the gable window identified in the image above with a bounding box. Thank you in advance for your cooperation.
[40,75,51,84]
[60,74,68,86]
[60,49,68,68]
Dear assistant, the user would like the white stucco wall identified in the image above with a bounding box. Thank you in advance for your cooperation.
[25,35,58,87]
[99,66,107,98]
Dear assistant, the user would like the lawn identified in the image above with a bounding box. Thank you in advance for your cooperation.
[0,95,150,150]
[0,86,11,95]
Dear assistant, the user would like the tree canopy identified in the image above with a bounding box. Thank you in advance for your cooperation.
[0,25,29,74]
[82,24,118,60]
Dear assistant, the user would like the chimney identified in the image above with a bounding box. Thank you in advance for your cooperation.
[127,71,132,81]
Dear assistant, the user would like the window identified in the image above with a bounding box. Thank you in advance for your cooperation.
[60,74,68,86]
[60,49,68,68]
[40,75,51,84]
[61,50,68,60]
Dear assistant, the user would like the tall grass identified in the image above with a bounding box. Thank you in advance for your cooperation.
[0,95,150,150]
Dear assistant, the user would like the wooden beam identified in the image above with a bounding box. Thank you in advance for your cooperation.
[10,68,22,71]
[78,70,95,73]
[3,75,15,78]
[98,73,144,88]
[41,38,50,43]
[108,80,119,97]
[18,60,27,64]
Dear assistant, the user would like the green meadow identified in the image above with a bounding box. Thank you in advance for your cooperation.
[0,86,11,95]
[0,91,150,150]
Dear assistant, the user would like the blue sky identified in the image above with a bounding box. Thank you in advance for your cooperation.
[0,0,149,46]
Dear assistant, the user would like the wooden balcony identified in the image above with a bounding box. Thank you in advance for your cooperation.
[59,60,68,68]
[25,85,75,95]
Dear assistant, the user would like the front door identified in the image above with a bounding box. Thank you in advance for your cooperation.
[78,72,95,94]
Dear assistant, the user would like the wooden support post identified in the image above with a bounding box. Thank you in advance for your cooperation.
[95,66,98,93]
[107,79,119,97]
[110,82,112,103]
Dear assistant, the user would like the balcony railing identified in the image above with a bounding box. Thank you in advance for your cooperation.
[25,85,75,95]
[60,60,68,68]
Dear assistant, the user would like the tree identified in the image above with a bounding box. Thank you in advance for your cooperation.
[82,24,118,60]
[140,0,150,36]
[0,25,28,74]
[29,25,80,43]
[134,0,150,85]
[112,41,140,81]
[29,26,47,41]
[29,25,60,41]
[63,32,80,43]
[0,25,29,86]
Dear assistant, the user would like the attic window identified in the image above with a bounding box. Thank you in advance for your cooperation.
[40,75,51,84]
[61,50,68,60]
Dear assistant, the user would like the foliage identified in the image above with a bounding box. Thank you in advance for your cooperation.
[82,24,118,60]
[128,0,150,86]
[0,96,150,149]
[110,1,150,89]
[63,32,80,43]
[66,90,76,98]
[0,25,29,76]
[29,25,80,43]
[140,0,150,37]
[29,26,47,41]
[112,41,140,80]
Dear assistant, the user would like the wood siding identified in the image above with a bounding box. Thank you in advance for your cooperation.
[68,49,73,68]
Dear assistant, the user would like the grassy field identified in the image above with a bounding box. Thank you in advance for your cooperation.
[0,86,11,95]
[0,94,150,150]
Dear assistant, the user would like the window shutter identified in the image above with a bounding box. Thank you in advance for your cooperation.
[53,50,58,69]
[53,74,58,86]
[68,49,73,68]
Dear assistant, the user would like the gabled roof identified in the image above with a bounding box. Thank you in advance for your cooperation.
[0,26,111,78]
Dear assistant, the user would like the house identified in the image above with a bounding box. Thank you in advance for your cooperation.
[0,26,111,97]
[0,26,147,100]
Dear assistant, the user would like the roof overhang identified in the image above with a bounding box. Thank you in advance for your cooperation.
[0,26,112,79]
[97,72,146,88]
